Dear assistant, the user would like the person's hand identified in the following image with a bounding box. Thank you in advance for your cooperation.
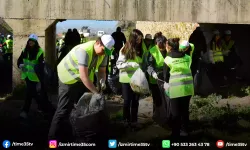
[128,62,139,68]
[19,64,24,69]
[99,79,106,90]
[163,82,170,91]
[152,72,158,79]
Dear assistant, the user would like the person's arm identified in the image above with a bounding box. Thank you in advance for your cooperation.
[163,63,170,83]
[79,66,98,93]
[76,49,99,93]
[146,52,157,77]
[122,33,126,44]
[17,51,24,68]
[98,55,108,82]
[116,50,130,69]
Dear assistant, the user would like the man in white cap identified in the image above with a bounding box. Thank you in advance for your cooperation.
[48,35,115,141]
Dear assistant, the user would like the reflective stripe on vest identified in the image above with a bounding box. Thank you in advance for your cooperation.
[21,48,44,82]
[148,45,165,84]
[164,55,194,99]
[57,41,105,84]
[212,42,224,63]
[5,39,13,53]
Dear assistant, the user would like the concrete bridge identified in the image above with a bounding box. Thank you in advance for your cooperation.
[0,0,250,89]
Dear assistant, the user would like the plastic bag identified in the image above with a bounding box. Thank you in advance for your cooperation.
[130,68,150,95]
[107,74,122,94]
[152,80,172,128]
[70,93,109,142]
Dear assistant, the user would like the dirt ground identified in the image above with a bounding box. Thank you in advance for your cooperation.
[0,93,250,149]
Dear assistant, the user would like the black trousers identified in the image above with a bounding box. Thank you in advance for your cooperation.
[48,81,86,141]
[122,83,140,122]
[149,83,162,112]
[170,96,191,138]
[22,78,43,113]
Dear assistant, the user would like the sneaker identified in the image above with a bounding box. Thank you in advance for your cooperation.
[20,111,28,119]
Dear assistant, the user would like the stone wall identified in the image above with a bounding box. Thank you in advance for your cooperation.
[136,21,196,41]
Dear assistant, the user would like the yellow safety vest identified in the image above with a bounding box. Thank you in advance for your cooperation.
[222,40,234,50]
[21,48,44,82]
[148,45,165,84]
[5,39,13,54]
[57,41,105,84]
[164,55,194,99]
[212,42,224,63]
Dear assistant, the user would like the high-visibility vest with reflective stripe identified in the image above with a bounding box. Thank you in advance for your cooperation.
[222,40,234,50]
[148,45,165,84]
[5,39,13,54]
[119,44,147,83]
[164,55,194,99]
[212,42,224,63]
[189,43,194,58]
[81,37,88,44]
[57,41,105,84]
[21,48,44,82]
[59,39,64,47]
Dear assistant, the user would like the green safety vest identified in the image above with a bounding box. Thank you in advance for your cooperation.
[212,42,224,63]
[59,39,64,47]
[222,40,234,50]
[21,48,44,82]
[164,55,194,99]
[189,43,194,58]
[81,37,88,44]
[119,44,147,83]
[57,41,105,84]
[148,45,165,84]
[5,39,13,54]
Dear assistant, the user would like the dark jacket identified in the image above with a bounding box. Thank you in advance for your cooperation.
[163,51,185,83]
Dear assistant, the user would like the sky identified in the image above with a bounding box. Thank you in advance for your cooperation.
[56,20,118,34]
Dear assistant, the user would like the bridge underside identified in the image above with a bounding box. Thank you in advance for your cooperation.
[0,0,250,90]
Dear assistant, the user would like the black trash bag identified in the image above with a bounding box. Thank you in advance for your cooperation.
[107,74,122,95]
[43,62,58,91]
[70,93,109,143]
[194,60,214,95]
[152,80,172,129]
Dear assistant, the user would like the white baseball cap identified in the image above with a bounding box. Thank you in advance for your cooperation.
[7,35,11,38]
[179,40,190,49]
[101,34,115,56]
[145,34,152,40]
[224,30,231,35]
[29,34,38,41]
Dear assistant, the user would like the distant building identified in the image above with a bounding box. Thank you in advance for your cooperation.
[79,26,90,37]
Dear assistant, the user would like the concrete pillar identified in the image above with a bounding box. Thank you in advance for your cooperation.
[45,21,57,69]
[3,19,56,89]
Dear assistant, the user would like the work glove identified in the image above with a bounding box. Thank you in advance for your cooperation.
[99,79,106,90]
[128,62,139,68]
[152,72,158,79]
[163,82,170,91]
[163,82,170,96]
[19,64,24,69]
